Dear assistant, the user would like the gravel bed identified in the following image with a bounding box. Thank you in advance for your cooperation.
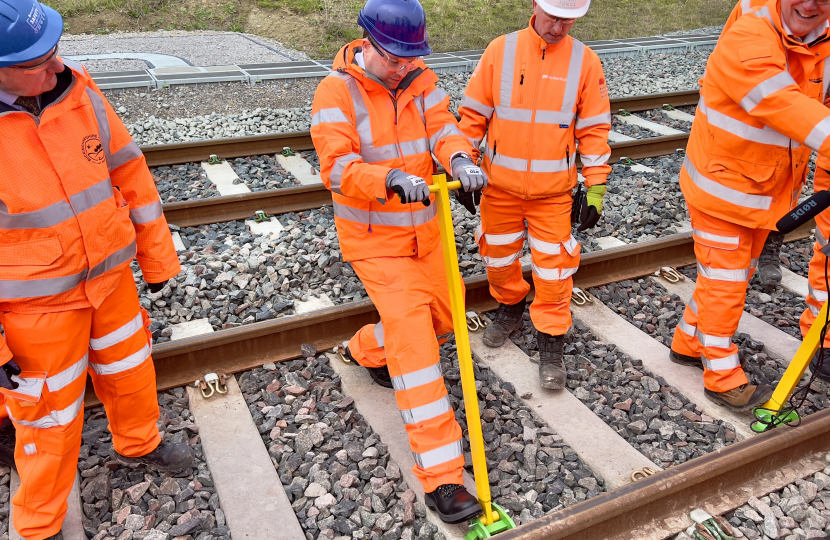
[663,26,723,35]
[230,155,300,191]
[712,469,830,540]
[438,338,604,519]
[502,308,736,467]
[84,59,149,72]
[0,466,9,540]
[601,51,709,97]
[611,116,660,139]
[61,31,308,67]
[78,388,229,540]
[781,239,814,279]
[151,163,219,203]
[640,108,692,132]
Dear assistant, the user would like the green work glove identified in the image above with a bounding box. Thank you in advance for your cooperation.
[577,184,607,232]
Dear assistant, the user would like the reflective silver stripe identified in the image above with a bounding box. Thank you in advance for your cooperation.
[500,32,519,108]
[429,124,462,149]
[750,257,759,270]
[311,108,350,126]
[90,313,143,350]
[108,141,143,171]
[495,106,532,122]
[824,58,830,99]
[414,95,426,125]
[46,353,89,393]
[0,197,74,230]
[23,443,36,455]
[698,98,790,146]
[391,363,443,392]
[805,116,830,152]
[697,262,750,282]
[90,343,151,376]
[374,321,385,348]
[692,228,739,246]
[460,95,494,119]
[697,331,733,349]
[399,138,430,157]
[530,154,576,173]
[810,304,821,316]
[88,240,136,281]
[535,110,576,125]
[0,270,87,300]
[562,236,579,254]
[739,71,797,113]
[817,227,828,248]
[575,112,611,129]
[333,201,437,228]
[413,440,463,469]
[69,177,113,214]
[684,156,772,210]
[362,143,401,164]
[424,88,448,111]
[702,354,741,371]
[677,318,697,337]
[740,0,751,13]
[528,235,561,255]
[688,298,698,314]
[491,153,527,172]
[9,376,45,400]
[484,230,525,245]
[400,396,452,424]
[330,153,361,195]
[580,153,611,168]
[129,200,163,225]
[7,393,83,429]
[561,40,585,116]
[483,250,523,268]
[809,284,828,303]
[749,5,777,27]
[532,264,578,280]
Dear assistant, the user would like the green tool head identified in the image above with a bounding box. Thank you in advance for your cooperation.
[464,503,516,540]
[750,408,800,433]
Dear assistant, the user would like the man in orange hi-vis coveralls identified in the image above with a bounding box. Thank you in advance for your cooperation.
[458,0,611,389]
[310,0,487,526]
[0,1,194,538]
[669,0,830,410]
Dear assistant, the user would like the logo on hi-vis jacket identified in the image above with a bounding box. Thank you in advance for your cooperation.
[599,77,608,99]
[82,135,105,164]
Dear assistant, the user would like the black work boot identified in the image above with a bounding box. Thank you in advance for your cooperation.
[344,345,393,388]
[669,349,702,366]
[424,484,482,524]
[111,441,194,474]
[0,417,16,472]
[758,230,784,290]
[810,351,830,382]
[44,532,64,540]
[482,299,526,348]
[537,332,566,390]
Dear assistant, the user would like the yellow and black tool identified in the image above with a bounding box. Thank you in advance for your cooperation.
[429,174,516,539]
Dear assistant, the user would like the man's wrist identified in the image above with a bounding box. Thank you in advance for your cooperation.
[450,151,472,165]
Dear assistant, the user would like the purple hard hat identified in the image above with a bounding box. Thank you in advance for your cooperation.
[357,0,431,57]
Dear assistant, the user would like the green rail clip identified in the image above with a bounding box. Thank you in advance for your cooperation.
[206,154,221,165]
[282,146,296,157]
[464,503,516,540]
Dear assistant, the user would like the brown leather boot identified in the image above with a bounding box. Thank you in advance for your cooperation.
[704,383,773,411]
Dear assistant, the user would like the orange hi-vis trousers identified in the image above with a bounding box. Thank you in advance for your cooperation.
[801,167,830,341]
[671,205,768,392]
[476,187,580,336]
[347,247,464,492]
[0,267,160,540]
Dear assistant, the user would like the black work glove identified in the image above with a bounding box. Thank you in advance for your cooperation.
[0,360,21,390]
[576,184,607,232]
[453,188,481,215]
[147,280,167,294]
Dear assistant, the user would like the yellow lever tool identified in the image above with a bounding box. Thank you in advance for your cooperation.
[429,174,516,538]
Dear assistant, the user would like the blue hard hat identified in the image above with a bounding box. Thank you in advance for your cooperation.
[357,0,431,58]
[0,0,63,68]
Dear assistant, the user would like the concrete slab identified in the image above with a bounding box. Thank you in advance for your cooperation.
[613,114,686,136]
[172,231,186,252]
[201,161,252,196]
[630,164,656,173]
[781,268,809,298]
[276,154,323,186]
[245,217,285,237]
[187,376,306,540]
[595,236,628,250]
[327,354,471,540]
[10,471,84,540]
[66,52,189,68]
[607,131,637,143]
[662,109,696,123]
[170,318,215,341]
[469,333,659,489]
[294,294,335,315]
[572,296,756,440]
[659,277,801,365]
[675,221,693,234]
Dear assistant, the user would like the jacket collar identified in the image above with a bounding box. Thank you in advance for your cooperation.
[333,40,437,99]
[759,0,830,49]
[525,15,571,54]
[0,64,74,116]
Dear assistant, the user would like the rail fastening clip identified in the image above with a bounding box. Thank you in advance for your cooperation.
[206,154,221,165]
[197,372,228,399]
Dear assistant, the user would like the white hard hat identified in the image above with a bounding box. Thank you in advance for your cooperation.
[535,0,590,19]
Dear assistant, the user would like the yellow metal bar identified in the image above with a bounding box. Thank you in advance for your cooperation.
[761,300,828,411]
[431,174,495,525]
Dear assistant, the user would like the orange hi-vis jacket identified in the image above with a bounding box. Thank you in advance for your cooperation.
[458,16,612,199]
[0,60,180,358]
[682,0,830,229]
[311,41,475,262]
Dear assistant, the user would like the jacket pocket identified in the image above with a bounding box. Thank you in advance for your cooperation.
[334,199,371,239]
[0,237,62,266]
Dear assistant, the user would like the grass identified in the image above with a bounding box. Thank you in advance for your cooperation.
[47,0,735,57]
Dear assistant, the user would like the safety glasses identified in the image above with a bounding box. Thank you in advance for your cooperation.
[13,45,59,74]
[368,37,422,73]
[539,12,575,25]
